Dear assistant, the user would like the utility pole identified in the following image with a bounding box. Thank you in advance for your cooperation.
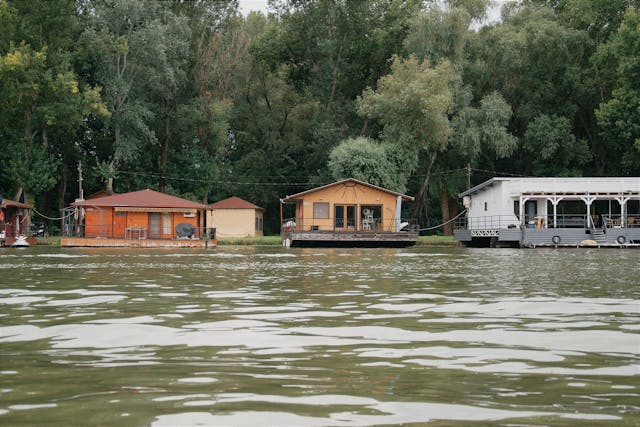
[466,163,471,190]
[75,161,85,237]
[78,161,84,201]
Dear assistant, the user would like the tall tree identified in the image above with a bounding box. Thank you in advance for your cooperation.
[80,0,182,194]
[595,7,640,175]
[357,55,454,221]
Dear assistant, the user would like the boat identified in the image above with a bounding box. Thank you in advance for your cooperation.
[11,235,30,247]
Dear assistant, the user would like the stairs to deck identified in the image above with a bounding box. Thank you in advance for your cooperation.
[591,228,606,243]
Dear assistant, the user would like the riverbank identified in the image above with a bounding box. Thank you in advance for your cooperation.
[35,235,457,247]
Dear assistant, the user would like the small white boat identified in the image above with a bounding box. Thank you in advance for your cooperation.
[12,235,29,247]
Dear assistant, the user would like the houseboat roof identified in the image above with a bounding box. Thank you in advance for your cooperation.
[460,177,640,198]
[71,189,210,210]
[1,199,32,209]
[282,178,414,202]
[209,196,264,211]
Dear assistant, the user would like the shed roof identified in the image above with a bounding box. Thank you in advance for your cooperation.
[1,199,32,209]
[71,189,210,210]
[281,178,414,202]
[209,196,264,211]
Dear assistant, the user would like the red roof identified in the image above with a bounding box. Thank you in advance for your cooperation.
[71,189,210,209]
[1,199,32,209]
[209,196,263,210]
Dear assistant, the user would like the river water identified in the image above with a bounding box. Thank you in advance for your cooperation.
[0,246,638,426]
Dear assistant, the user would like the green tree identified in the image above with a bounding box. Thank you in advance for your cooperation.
[328,136,405,192]
[80,0,183,194]
[595,7,640,175]
[358,55,454,220]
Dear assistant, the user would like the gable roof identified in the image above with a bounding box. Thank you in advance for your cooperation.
[71,189,210,210]
[1,199,32,209]
[282,178,414,201]
[209,196,264,211]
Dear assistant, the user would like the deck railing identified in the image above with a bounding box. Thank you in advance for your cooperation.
[64,224,216,240]
[454,215,521,230]
[455,213,640,230]
[281,218,418,234]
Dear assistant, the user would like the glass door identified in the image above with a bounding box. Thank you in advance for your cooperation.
[334,205,356,230]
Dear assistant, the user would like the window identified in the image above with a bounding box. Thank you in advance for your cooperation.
[313,202,329,219]
[484,202,488,211]
[255,217,263,231]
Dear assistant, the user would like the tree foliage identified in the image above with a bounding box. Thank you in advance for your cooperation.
[0,0,637,233]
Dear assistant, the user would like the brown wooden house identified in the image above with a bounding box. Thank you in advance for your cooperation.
[0,199,34,246]
[280,178,417,247]
[62,189,214,247]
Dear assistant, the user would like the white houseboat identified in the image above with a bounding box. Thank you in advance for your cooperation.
[454,177,640,247]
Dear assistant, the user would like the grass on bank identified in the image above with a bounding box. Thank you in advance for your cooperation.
[416,235,458,246]
[37,234,457,247]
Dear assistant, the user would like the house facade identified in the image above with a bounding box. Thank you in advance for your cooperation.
[280,178,417,247]
[62,189,214,247]
[207,196,264,238]
[454,177,640,247]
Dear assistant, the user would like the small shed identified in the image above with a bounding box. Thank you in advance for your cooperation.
[207,196,264,238]
[0,199,33,246]
[69,189,210,240]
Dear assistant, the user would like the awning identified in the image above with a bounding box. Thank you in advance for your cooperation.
[114,207,199,213]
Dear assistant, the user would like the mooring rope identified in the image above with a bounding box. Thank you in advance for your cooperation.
[32,208,76,221]
[417,209,467,231]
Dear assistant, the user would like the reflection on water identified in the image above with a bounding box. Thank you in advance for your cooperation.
[0,246,638,426]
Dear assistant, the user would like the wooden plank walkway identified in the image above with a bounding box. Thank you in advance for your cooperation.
[61,237,216,248]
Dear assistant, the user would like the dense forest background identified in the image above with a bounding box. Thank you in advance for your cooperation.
[1,0,638,235]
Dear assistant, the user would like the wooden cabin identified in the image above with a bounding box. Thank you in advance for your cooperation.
[454,177,640,247]
[207,196,264,238]
[280,178,417,247]
[61,189,215,248]
[0,199,35,247]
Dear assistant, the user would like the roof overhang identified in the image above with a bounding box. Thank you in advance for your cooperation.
[113,207,200,213]
[282,178,414,202]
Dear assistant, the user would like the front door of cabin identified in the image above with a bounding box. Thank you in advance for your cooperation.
[113,211,126,238]
[524,200,537,223]
[334,205,356,230]
[149,213,161,238]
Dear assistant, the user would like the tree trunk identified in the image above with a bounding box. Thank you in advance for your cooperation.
[441,189,452,236]
[415,151,438,224]
[106,159,116,195]
[159,106,171,193]
[58,160,68,235]
[22,191,31,233]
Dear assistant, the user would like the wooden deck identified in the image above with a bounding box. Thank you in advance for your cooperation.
[60,237,216,248]
[283,230,418,248]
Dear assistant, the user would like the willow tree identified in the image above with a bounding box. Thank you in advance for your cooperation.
[357,55,454,221]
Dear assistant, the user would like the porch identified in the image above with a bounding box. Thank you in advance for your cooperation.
[281,218,418,247]
[61,224,217,248]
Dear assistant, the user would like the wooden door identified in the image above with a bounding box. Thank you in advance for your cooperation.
[113,211,126,238]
